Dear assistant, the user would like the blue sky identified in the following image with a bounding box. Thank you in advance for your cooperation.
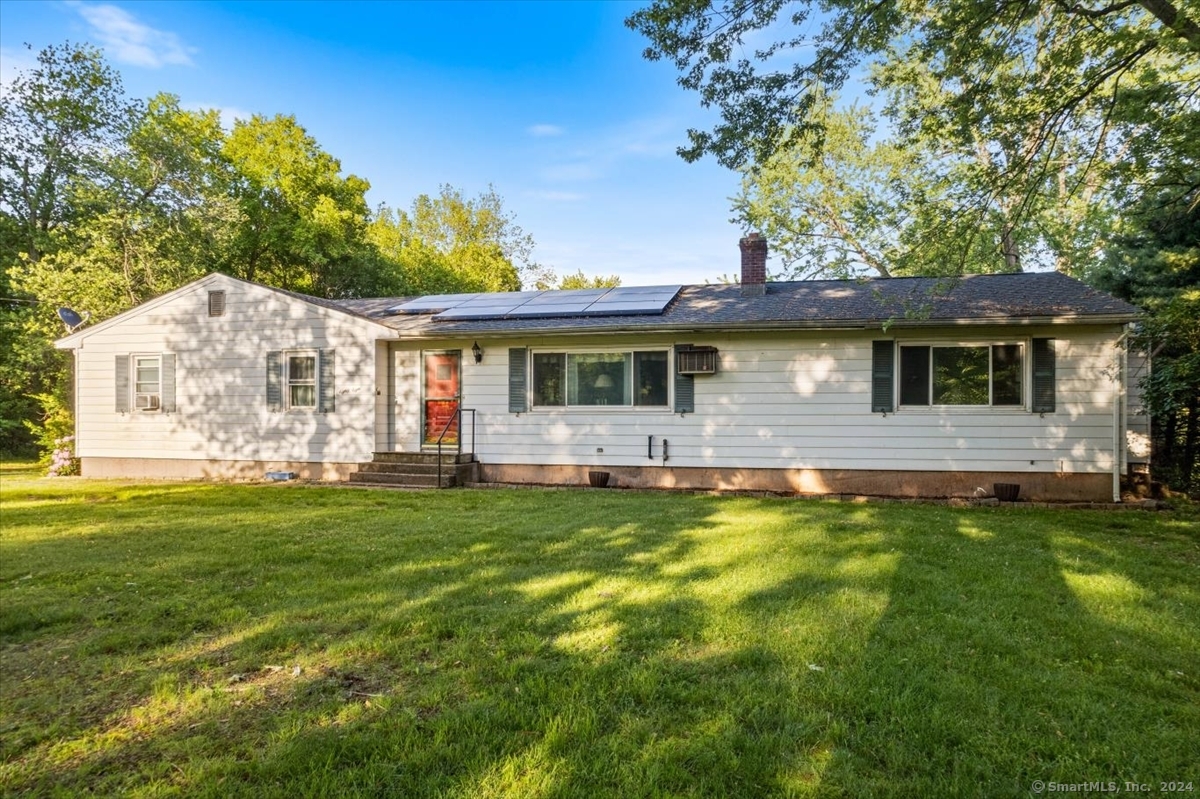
[0,0,756,287]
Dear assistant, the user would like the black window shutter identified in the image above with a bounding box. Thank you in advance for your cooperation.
[508,348,528,413]
[1031,338,1056,413]
[319,349,336,412]
[266,351,283,411]
[871,340,895,413]
[674,345,695,414]
[115,355,130,413]
[161,354,176,412]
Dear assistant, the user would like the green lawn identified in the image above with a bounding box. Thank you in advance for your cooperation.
[1,474,1198,798]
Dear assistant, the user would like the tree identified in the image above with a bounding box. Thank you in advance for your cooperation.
[628,0,1197,167]
[13,95,234,318]
[0,42,136,265]
[735,81,1121,278]
[557,270,621,290]
[628,0,1198,269]
[367,185,549,294]
[734,96,939,279]
[1090,191,1200,495]
[222,114,377,298]
[0,41,135,454]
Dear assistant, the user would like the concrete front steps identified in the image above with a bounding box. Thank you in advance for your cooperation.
[349,451,479,488]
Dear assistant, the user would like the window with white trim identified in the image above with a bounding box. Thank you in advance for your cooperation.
[286,352,318,409]
[899,343,1023,407]
[532,350,670,408]
[133,355,162,411]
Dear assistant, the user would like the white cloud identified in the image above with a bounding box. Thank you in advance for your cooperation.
[535,115,680,185]
[71,2,196,68]
[183,102,254,131]
[527,124,565,137]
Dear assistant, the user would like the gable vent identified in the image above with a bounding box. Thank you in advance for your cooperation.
[208,290,226,317]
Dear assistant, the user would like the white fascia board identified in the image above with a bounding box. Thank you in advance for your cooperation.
[56,273,399,349]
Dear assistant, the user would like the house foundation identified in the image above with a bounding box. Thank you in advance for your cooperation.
[476,463,1113,502]
[80,457,360,482]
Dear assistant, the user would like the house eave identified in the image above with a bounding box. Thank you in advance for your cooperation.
[55,273,402,349]
[387,312,1139,341]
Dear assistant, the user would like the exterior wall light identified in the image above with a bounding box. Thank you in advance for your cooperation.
[472,341,483,364]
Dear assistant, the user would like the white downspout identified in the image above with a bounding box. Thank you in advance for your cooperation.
[1113,329,1129,503]
[73,344,81,474]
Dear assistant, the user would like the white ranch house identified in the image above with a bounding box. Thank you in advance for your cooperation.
[56,235,1148,502]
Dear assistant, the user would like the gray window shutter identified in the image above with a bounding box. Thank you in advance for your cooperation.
[319,349,336,412]
[508,348,528,413]
[161,354,176,413]
[115,355,130,413]
[674,345,695,414]
[1032,338,1056,413]
[871,340,895,413]
[266,351,282,412]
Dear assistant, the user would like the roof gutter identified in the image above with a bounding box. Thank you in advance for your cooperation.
[384,313,1140,341]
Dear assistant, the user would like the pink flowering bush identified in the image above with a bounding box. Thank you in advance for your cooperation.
[26,391,79,477]
[47,435,80,477]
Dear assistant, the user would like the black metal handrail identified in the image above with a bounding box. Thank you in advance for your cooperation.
[436,407,476,487]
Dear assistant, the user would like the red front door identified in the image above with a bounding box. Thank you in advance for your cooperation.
[423,351,460,446]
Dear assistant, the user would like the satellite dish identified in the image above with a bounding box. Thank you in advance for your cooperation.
[57,307,89,333]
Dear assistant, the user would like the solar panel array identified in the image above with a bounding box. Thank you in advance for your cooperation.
[386,285,683,321]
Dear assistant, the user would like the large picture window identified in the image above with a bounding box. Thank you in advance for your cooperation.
[532,350,669,408]
[899,344,1023,407]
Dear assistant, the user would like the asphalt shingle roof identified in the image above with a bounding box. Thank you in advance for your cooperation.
[325,272,1138,337]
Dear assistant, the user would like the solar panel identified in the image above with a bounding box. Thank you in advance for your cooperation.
[601,285,680,296]
[510,302,596,317]
[582,300,673,316]
[434,306,516,320]
[387,294,479,314]
[406,285,684,321]
[586,286,681,313]
[454,293,540,308]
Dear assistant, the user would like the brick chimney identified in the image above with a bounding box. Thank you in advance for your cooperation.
[739,232,767,297]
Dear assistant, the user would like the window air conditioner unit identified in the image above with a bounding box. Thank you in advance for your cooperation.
[135,393,160,410]
[677,346,719,375]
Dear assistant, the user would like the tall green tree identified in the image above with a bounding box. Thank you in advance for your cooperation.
[368,185,550,294]
[1090,192,1200,495]
[0,42,136,265]
[222,114,377,298]
[735,78,1122,278]
[627,0,1198,169]
[628,0,1198,269]
[0,42,136,454]
[14,95,234,320]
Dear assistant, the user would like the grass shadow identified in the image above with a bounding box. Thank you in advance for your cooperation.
[2,483,1198,796]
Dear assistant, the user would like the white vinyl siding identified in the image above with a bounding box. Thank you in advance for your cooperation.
[410,326,1125,475]
[71,276,383,464]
